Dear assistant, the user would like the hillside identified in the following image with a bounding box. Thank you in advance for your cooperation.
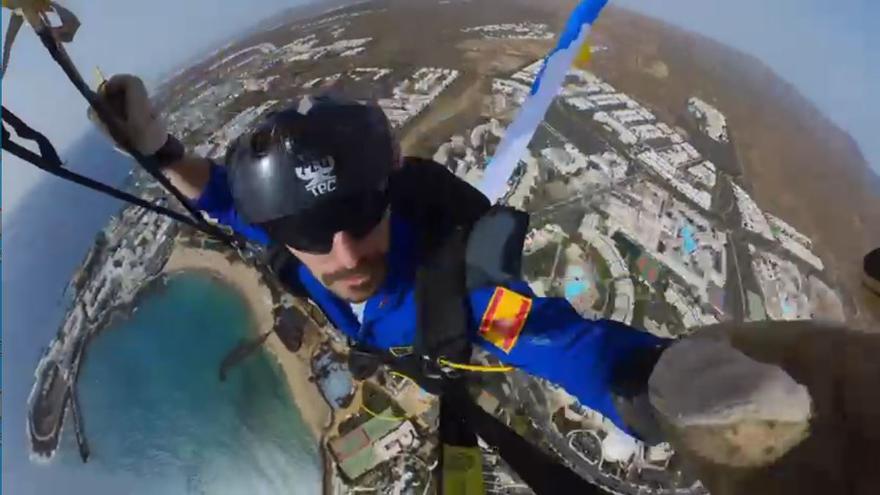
[570,4,880,328]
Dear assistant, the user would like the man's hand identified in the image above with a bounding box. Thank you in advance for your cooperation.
[88,73,210,200]
[88,74,169,156]
[650,321,880,494]
[649,333,812,467]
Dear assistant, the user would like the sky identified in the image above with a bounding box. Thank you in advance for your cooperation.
[614,0,879,173]
[2,0,878,215]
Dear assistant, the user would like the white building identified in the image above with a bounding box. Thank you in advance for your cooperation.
[594,112,637,145]
[208,42,276,71]
[657,143,701,168]
[688,97,729,143]
[279,35,372,62]
[751,248,811,320]
[578,222,635,325]
[629,123,666,142]
[609,107,655,126]
[732,184,774,240]
[350,67,391,81]
[765,214,824,271]
[602,183,726,301]
[524,223,568,254]
[588,152,628,181]
[374,421,418,463]
[587,93,634,109]
[687,161,717,189]
[379,67,459,128]
[201,99,278,155]
[511,59,544,85]
[462,22,554,40]
[665,281,719,329]
[636,150,711,210]
[541,143,590,176]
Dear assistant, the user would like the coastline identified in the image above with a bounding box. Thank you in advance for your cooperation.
[162,244,331,443]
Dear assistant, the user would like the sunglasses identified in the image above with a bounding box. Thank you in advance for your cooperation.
[260,189,389,254]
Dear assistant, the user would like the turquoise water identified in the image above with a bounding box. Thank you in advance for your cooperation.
[75,272,321,494]
[314,351,353,409]
[681,225,698,255]
[564,265,591,302]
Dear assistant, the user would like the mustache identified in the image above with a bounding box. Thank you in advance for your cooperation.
[321,257,383,285]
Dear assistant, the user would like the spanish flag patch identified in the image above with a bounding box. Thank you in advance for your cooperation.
[479,287,532,354]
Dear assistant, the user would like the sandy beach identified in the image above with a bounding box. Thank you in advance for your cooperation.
[163,244,331,442]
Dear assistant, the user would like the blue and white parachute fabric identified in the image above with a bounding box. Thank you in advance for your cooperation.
[477,0,608,204]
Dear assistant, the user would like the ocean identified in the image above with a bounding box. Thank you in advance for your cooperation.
[2,131,321,493]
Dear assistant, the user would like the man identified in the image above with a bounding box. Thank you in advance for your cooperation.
[93,74,668,430]
[91,75,822,483]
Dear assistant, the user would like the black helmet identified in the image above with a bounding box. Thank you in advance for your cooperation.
[225,94,396,251]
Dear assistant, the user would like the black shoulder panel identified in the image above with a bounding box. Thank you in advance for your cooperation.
[389,158,491,252]
[465,206,530,290]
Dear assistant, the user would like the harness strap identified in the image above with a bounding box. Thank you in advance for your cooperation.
[415,225,472,384]
[1,107,240,241]
[449,390,604,495]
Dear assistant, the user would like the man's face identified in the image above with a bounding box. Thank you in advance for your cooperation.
[287,213,391,303]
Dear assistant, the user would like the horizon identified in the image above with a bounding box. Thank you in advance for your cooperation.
[2,0,878,217]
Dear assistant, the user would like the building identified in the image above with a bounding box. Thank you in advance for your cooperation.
[379,67,459,128]
[593,111,638,145]
[602,183,726,301]
[750,247,810,320]
[636,150,711,210]
[687,97,729,142]
[665,281,719,329]
[329,410,418,481]
[541,143,590,176]
[732,184,774,240]
[766,214,824,271]
[462,22,554,40]
[373,421,417,463]
[687,161,717,189]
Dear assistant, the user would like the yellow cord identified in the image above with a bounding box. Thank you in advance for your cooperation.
[390,371,414,382]
[437,358,513,373]
[360,403,406,421]
[389,346,413,357]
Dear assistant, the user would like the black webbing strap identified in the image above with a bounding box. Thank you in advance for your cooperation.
[1,106,243,244]
[415,225,472,372]
[32,27,225,240]
[411,214,602,494]
[451,392,604,494]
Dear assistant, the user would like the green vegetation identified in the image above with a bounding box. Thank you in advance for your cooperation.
[337,382,406,437]
[511,413,530,437]
[523,244,559,281]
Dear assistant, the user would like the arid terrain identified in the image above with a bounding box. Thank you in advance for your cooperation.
[574,4,880,329]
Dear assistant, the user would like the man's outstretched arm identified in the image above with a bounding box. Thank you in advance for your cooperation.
[87,73,219,199]
[467,281,669,432]
[89,73,271,243]
[467,281,813,451]
[159,153,212,201]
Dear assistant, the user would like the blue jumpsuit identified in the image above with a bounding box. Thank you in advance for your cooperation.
[195,162,667,430]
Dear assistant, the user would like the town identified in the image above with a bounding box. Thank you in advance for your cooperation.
[35,1,849,493]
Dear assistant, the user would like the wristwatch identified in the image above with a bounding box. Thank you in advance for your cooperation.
[150,134,185,170]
